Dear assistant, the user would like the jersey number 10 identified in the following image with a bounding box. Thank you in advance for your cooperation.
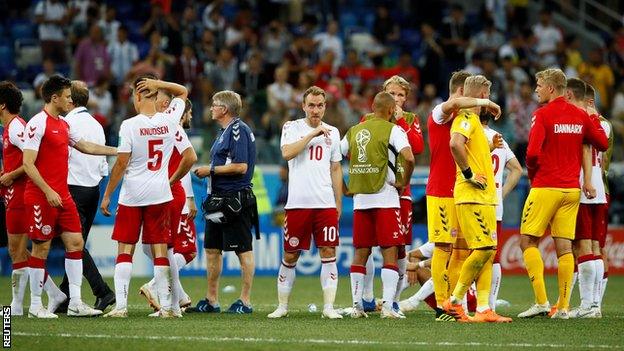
[309,145,323,160]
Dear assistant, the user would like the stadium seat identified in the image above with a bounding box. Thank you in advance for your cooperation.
[340,12,359,29]
[136,40,151,60]
[10,21,36,41]
[125,20,144,43]
[15,39,42,68]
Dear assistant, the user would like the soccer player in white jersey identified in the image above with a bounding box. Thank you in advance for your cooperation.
[100,75,191,318]
[268,86,343,319]
[569,80,610,318]
[480,110,522,311]
[140,99,197,311]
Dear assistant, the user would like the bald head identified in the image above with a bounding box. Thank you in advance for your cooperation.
[70,80,89,107]
[372,92,396,121]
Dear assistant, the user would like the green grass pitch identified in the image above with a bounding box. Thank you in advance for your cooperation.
[2,275,623,350]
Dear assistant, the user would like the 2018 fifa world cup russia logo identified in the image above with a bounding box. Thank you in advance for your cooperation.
[355,129,371,163]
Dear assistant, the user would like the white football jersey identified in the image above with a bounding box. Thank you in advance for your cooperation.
[340,125,410,210]
[484,126,516,221]
[580,120,610,204]
[280,119,342,209]
[181,172,194,215]
[117,98,185,206]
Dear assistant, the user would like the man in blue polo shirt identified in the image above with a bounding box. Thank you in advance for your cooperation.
[192,90,257,314]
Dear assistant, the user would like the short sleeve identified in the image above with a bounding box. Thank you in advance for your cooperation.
[23,116,46,151]
[450,114,474,140]
[8,120,26,150]
[117,121,132,153]
[340,134,349,156]
[389,125,410,152]
[431,103,445,124]
[503,140,516,161]
[67,121,81,146]
[330,128,342,162]
[230,123,250,164]
[174,127,192,153]
[164,98,185,123]
[280,121,296,147]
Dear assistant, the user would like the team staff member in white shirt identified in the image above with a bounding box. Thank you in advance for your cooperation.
[268,86,343,319]
[55,81,115,313]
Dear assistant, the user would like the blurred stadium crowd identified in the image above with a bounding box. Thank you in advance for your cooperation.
[1,0,624,166]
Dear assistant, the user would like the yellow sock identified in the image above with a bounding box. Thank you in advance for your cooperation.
[523,247,548,305]
[451,250,493,301]
[475,251,495,311]
[448,249,470,297]
[557,253,574,311]
[431,247,451,307]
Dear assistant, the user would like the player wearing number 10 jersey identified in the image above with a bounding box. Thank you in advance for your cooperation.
[100,75,190,318]
[268,86,343,319]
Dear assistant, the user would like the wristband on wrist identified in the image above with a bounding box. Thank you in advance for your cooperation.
[461,167,473,179]
[210,164,216,175]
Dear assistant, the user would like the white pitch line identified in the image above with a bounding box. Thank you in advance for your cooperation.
[13,332,622,349]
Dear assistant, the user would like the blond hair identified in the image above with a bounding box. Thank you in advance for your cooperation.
[463,75,492,97]
[449,70,472,94]
[535,68,567,93]
[383,75,410,95]
[302,86,326,104]
[212,90,242,116]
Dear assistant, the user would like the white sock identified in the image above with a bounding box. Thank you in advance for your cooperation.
[362,255,375,301]
[113,262,132,310]
[489,262,502,311]
[350,270,365,309]
[578,259,596,309]
[65,257,83,304]
[43,272,63,298]
[154,262,172,311]
[394,257,407,303]
[320,258,338,310]
[600,277,608,304]
[167,249,181,313]
[572,271,578,294]
[277,261,296,309]
[412,278,435,302]
[380,267,398,310]
[142,244,153,259]
[11,267,29,310]
[174,253,189,300]
[29,267,45,309]
[593,258,604,307]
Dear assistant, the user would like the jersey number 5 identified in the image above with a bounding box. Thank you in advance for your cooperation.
[148,139,164,171]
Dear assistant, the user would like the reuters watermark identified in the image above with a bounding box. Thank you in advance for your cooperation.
[2,306,10,348]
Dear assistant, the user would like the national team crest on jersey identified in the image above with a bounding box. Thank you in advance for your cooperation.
[324,136,332,146]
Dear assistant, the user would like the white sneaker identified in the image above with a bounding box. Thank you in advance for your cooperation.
[148,309,182,318]
[551,309,569,319]
[47,292,67,314]
[179,295,192,309]
[349,308,368,319]
[267,306,288,319]
[28,306,58,319]
[591,306,602,318]
[10,304,23,316]
[381,306,406,319]
[321,308,343,319]
[518,303,550,318]
[568,307,595,319]
[139,283,160,311]
[68,301,103,317]
[398,298,419,313]
[103,308,128,318]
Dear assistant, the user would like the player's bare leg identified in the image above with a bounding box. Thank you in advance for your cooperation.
[319,246,341,319]
[268,250,299,318]
[350,247,371,318]
[8,233,29,316]
[237,250,254,307]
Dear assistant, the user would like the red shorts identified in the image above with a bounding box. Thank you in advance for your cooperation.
[6,207,28,234]
[353,208,402,248]
[400,198,413,246]
[174,214,197,255]
[494,221,502,263]
[283,208,339,252]
[575,203,608,243]
[26,199,82,241]
[112,202,172,245]
[169,185,186,246]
